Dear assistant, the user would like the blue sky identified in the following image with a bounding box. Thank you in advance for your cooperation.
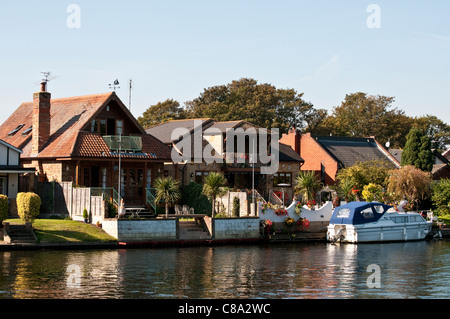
[0,0,449,126]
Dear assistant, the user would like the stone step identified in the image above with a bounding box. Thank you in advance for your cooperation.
[3,224,37,244]
[178,221,211,240]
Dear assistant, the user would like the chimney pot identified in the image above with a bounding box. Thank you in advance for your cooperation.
[40,82,47,92]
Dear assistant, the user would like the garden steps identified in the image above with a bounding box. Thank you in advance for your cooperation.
[179,220,212,240]
[2,223,37,244]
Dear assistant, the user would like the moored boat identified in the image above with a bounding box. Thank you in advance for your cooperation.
[327,201,432,243]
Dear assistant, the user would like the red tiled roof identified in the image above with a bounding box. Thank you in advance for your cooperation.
[72,132,172,160]
[0,92,171,161]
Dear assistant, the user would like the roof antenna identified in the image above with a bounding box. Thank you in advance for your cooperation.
[128,79,133,111]
[109,79,120,92]
[35,72,58,91]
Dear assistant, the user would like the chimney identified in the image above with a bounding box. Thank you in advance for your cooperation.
[32,82,51,155]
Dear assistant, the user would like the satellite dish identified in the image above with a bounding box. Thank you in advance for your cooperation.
[385,141,391,149]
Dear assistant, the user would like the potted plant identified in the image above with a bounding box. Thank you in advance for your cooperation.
[83,208,89,223]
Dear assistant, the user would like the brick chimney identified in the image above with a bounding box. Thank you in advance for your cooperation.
[32,82,51,155]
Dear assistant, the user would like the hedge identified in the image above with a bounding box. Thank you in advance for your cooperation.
[0,195,8,224]
[17,192,41,223]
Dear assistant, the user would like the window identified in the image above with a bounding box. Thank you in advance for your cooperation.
[195,171,210,184]
[22,126,32,135]
[101,168,107,188]
[116,120,124,135]
[336,208,351,218]
[373,205,385,214]
[361,207,374,219]
[100,120,107,136]
[8,124,25,136]
[91,120,98,133]
[273,172,292,187]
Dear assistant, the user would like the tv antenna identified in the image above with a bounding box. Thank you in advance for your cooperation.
[34,72,58,90]
[109,79,120,92]
[128,79,133,111]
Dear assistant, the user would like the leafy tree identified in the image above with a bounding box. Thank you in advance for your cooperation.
[181,182,212,215]
[294,170,323,203]
[431,178,450,216]
[335,160,393,200]
[202,172,228,218]
[185,78,318,134]
[0,195,8,224]
[387,165,432,209]
[138,99,186,129]
[413,115,450,153]
[154,176,181,218]
[401,127,433,172]
[361,183,383,202]
[313,92,414,148]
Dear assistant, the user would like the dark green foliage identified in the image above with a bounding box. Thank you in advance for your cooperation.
[402,127,433,172]
[232,197,240,217]
[0,195,8,224]
[181,182,212,215]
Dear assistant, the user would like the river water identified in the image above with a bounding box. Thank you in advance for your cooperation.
[0,240,449,299]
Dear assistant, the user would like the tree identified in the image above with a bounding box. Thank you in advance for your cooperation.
[294,170,323,203]
[138,99,186,129]
[335,160,393,200]
[401,127,433,172]
[184,78,317,134]
[431,178,450,216]
[154,176,181,218]
[413,115,450,153]
[313,92,414,148]
[386,165,432,209]
[361,183,383,202]
[202,172,228,218]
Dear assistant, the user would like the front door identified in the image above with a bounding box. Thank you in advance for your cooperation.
[120,167,144,205]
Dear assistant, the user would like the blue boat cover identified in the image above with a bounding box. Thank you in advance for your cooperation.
[329,201,392,225]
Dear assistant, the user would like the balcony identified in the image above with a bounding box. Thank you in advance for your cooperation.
[103,136,143,153]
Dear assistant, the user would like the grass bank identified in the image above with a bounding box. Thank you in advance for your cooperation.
[6,218,117,244]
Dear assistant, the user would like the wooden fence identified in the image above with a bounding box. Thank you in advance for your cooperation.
[36,181,106,222]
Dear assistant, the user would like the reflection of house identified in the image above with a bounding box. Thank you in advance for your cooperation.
[390,148,450,180]
[280,129,400,185]
[0,139,35,214]
[0,83,172,207]
[146,119,304,200]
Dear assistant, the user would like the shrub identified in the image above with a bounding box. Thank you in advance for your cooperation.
[232,197,240,217]
[431,178,450,216]
[0,195,8,224]
[181,182,212,215]
[16,192,41,223]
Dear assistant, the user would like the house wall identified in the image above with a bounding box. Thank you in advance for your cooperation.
[281,131,338,185]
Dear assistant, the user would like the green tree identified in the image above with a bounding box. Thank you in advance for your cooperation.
[431,178,450,216]
[138,99,186,129]
[202,172,228,218]
[154,176,181,218]
[401,127,433,172]
[361,183,383,202]
[413,115,450,153]
[185,78,319,134]
[313,92,414,148]
[294,170,323,203]
[336,160,393,200]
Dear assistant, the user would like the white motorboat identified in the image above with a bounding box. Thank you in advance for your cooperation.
[327,202,433,243]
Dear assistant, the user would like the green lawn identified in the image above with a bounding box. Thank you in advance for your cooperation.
[440,215,450,226]
[6,218,117,244]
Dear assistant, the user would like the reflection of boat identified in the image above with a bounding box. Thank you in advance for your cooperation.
[327,202,433,243]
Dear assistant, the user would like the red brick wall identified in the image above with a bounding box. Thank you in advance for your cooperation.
[280,131,339,185]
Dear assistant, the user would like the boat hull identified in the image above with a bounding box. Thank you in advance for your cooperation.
[327,221,433,243]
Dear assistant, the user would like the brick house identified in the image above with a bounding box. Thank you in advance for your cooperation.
[280,129,400,185]
[0,83,172,208]
[146,119,304,202]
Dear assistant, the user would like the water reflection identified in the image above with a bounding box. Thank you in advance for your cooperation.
[0,241,449,299]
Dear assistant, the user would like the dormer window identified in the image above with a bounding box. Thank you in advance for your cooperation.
[8,124,25,136]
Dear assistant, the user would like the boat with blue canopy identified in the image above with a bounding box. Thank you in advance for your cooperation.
[327,201,432,243]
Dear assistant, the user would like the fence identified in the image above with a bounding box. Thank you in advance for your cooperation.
[35,182,108,223]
